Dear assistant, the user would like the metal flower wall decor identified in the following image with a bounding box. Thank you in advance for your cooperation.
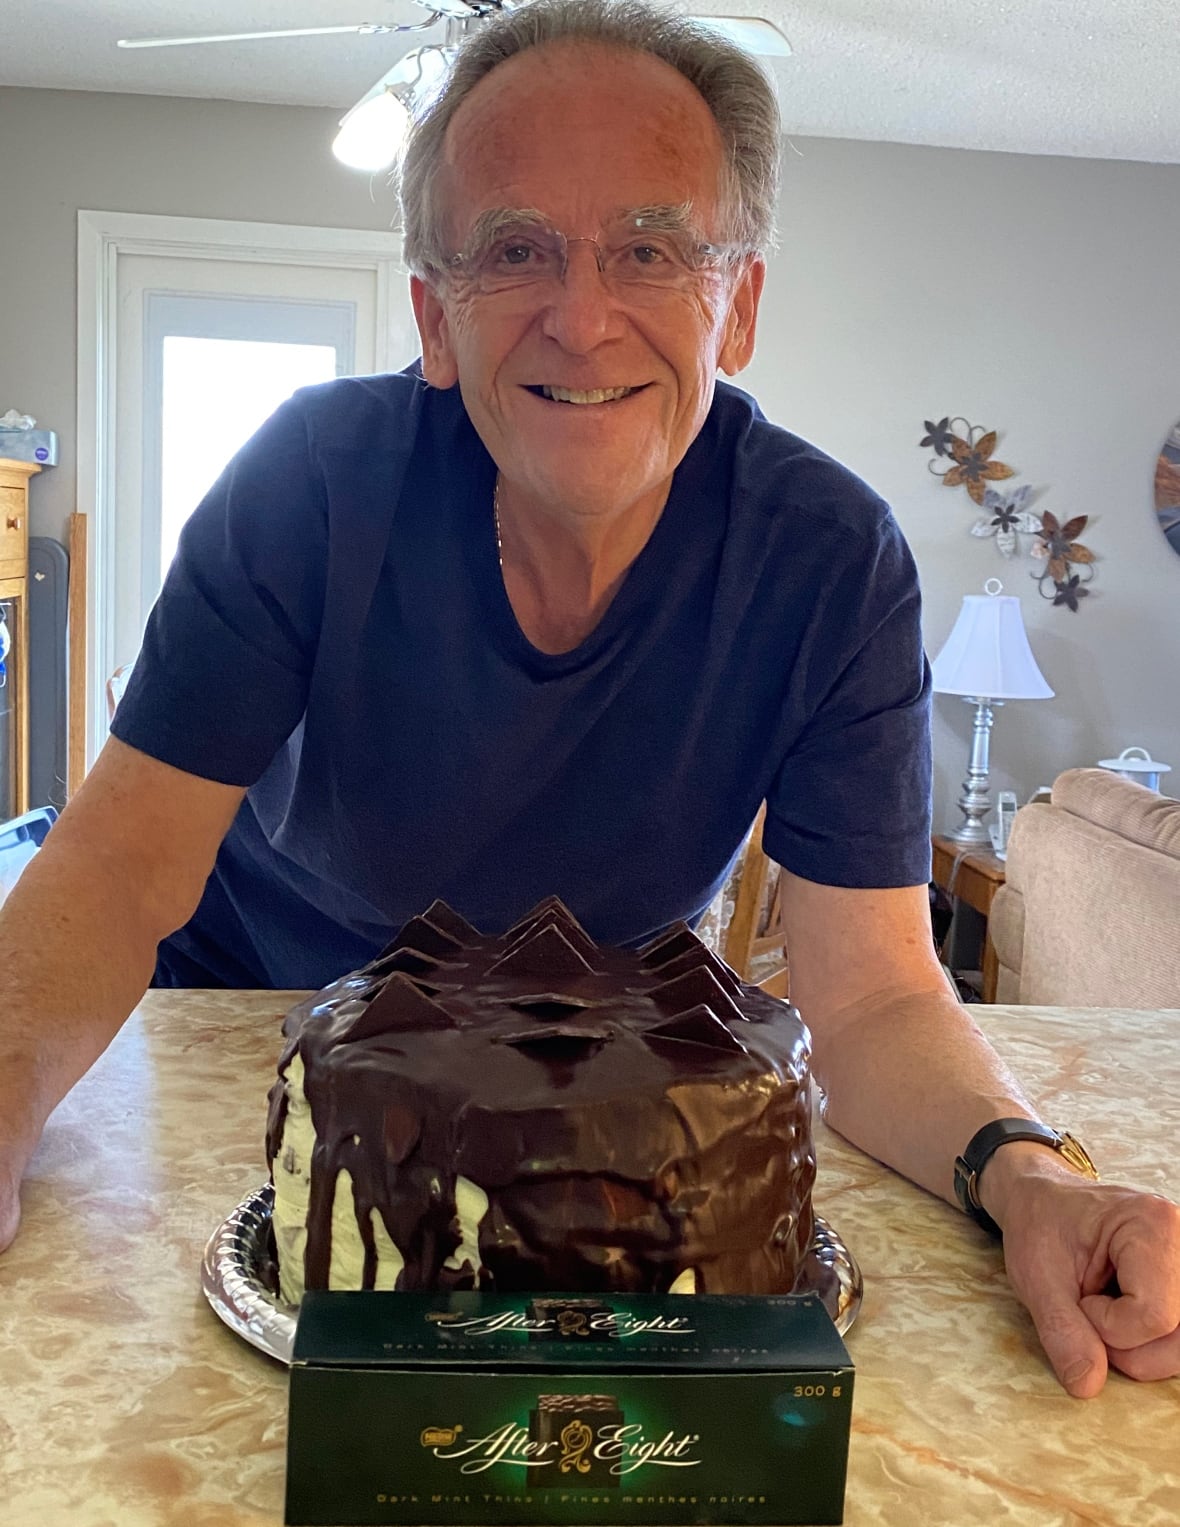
[919,416,1097,611]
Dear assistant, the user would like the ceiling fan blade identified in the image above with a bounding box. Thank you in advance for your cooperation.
[117,24,404,50]
[689,16,792,57]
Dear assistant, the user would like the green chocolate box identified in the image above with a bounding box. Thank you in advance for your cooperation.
[286,1291,853,1526]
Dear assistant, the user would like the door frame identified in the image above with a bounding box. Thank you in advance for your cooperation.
[76,209,406,770]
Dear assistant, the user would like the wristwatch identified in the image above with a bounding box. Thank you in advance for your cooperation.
[953,1118,1099,1237]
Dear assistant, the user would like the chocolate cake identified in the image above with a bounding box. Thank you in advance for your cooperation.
[266,896,814,1305]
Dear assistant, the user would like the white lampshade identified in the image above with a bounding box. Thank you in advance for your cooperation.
[931,583,1054,700]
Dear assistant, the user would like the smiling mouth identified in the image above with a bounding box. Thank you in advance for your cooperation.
[526,384,644,404]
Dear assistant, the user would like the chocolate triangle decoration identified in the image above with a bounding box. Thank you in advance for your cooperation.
[503,896,595,954]
[638,923,699,968]
[648,966,745,1025]
[500,1022,614,1049]
[487,923,595,981]
[420,899,480,945]
[510,993,603,1021]
[646,1004,748,1055]
[645,942,743,999]
[368,946,440,980]
[503,906,599,963]
[333,996,400,1045]
[385,915,463,963]
[504,894,573,937]
[345,972,458,1041]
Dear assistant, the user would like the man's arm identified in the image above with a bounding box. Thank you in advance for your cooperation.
[780,871,1180,1396]
[0,736,245,1252]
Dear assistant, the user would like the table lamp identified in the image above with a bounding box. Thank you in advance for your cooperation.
[931,578,1054,845]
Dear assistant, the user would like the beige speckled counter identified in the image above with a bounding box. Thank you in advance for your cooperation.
[1,996,1178,1526]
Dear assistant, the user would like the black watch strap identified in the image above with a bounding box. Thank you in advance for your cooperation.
[953,1119,1099,1238]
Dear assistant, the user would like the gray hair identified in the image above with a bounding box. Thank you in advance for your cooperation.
[397,0,781,279]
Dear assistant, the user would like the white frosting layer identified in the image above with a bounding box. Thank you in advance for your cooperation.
[272,1054,313,1306]
[274,1054,408,1299]
[367,1204,406,1291]
[274,1055,490,1299]
[442,1175,489,1286]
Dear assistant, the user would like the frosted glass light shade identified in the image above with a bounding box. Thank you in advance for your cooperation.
[332,46,451,172]
[332,89,412,171]
[931,592,1054,700]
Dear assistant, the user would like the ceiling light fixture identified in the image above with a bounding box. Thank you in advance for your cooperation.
[332,45,453,171]
[328,13,789,173]
[116,4,791,175]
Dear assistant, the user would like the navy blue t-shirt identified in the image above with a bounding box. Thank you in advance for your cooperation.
[112,368,931,988]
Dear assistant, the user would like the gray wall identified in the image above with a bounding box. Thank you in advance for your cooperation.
[741,137,1180,824]
[1,86,1178,823]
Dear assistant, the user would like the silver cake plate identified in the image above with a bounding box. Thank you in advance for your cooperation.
[201,1183,863,1366]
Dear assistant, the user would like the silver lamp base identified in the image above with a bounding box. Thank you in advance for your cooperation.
[945,696,1003,846]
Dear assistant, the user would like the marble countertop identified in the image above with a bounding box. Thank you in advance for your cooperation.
[1,994,1178,1527]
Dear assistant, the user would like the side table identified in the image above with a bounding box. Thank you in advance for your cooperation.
[930,833,1007,1002]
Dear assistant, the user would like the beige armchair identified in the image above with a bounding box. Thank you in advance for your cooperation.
[988,768,1180,1007]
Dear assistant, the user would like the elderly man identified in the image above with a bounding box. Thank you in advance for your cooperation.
[0,0,1176,1396]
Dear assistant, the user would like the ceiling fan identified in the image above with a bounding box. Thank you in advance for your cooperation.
[117,1,791,171]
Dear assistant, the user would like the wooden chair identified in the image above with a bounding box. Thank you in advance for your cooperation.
[722,803,790,997]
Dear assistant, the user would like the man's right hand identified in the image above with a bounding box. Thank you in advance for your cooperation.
[0,1154,21,1253]
[0,736,246,1258]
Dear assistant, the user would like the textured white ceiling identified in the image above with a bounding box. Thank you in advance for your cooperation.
[3,1,1180,164]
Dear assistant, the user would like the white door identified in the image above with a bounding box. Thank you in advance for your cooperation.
[79,212,413,767]
[113,253,385,680]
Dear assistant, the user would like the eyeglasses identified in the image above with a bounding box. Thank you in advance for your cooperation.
[445,212,743,304]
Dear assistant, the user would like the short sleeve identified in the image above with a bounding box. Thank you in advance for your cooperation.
[111,392,328,786]
[762,510,932,888]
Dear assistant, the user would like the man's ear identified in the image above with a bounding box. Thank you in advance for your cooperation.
[718,257,765,377]
[411,274,459,388]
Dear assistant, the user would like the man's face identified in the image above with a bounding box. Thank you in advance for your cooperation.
[411,40,765,526]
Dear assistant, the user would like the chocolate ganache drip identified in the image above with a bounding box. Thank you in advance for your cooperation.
[265,896,815,1300]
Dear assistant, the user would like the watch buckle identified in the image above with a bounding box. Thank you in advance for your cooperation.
[1058,1131,1100,1181]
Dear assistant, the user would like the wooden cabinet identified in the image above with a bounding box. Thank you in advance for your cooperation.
[0,458,39,819]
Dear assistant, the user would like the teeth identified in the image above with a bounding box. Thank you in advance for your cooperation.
[541,385,634,404]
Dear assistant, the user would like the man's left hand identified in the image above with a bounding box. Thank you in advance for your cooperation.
[1000,1174,1180,1396]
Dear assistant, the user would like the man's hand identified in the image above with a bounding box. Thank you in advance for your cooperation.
[0,1158,19,1254]
[0,1086,47,1256]
[776,868,1180,1400]
[0,1126,31,1252]
[1000,1172,1180,1396]
[0,737,246,1260]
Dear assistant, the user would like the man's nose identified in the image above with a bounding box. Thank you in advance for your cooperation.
[541,238,624,351]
